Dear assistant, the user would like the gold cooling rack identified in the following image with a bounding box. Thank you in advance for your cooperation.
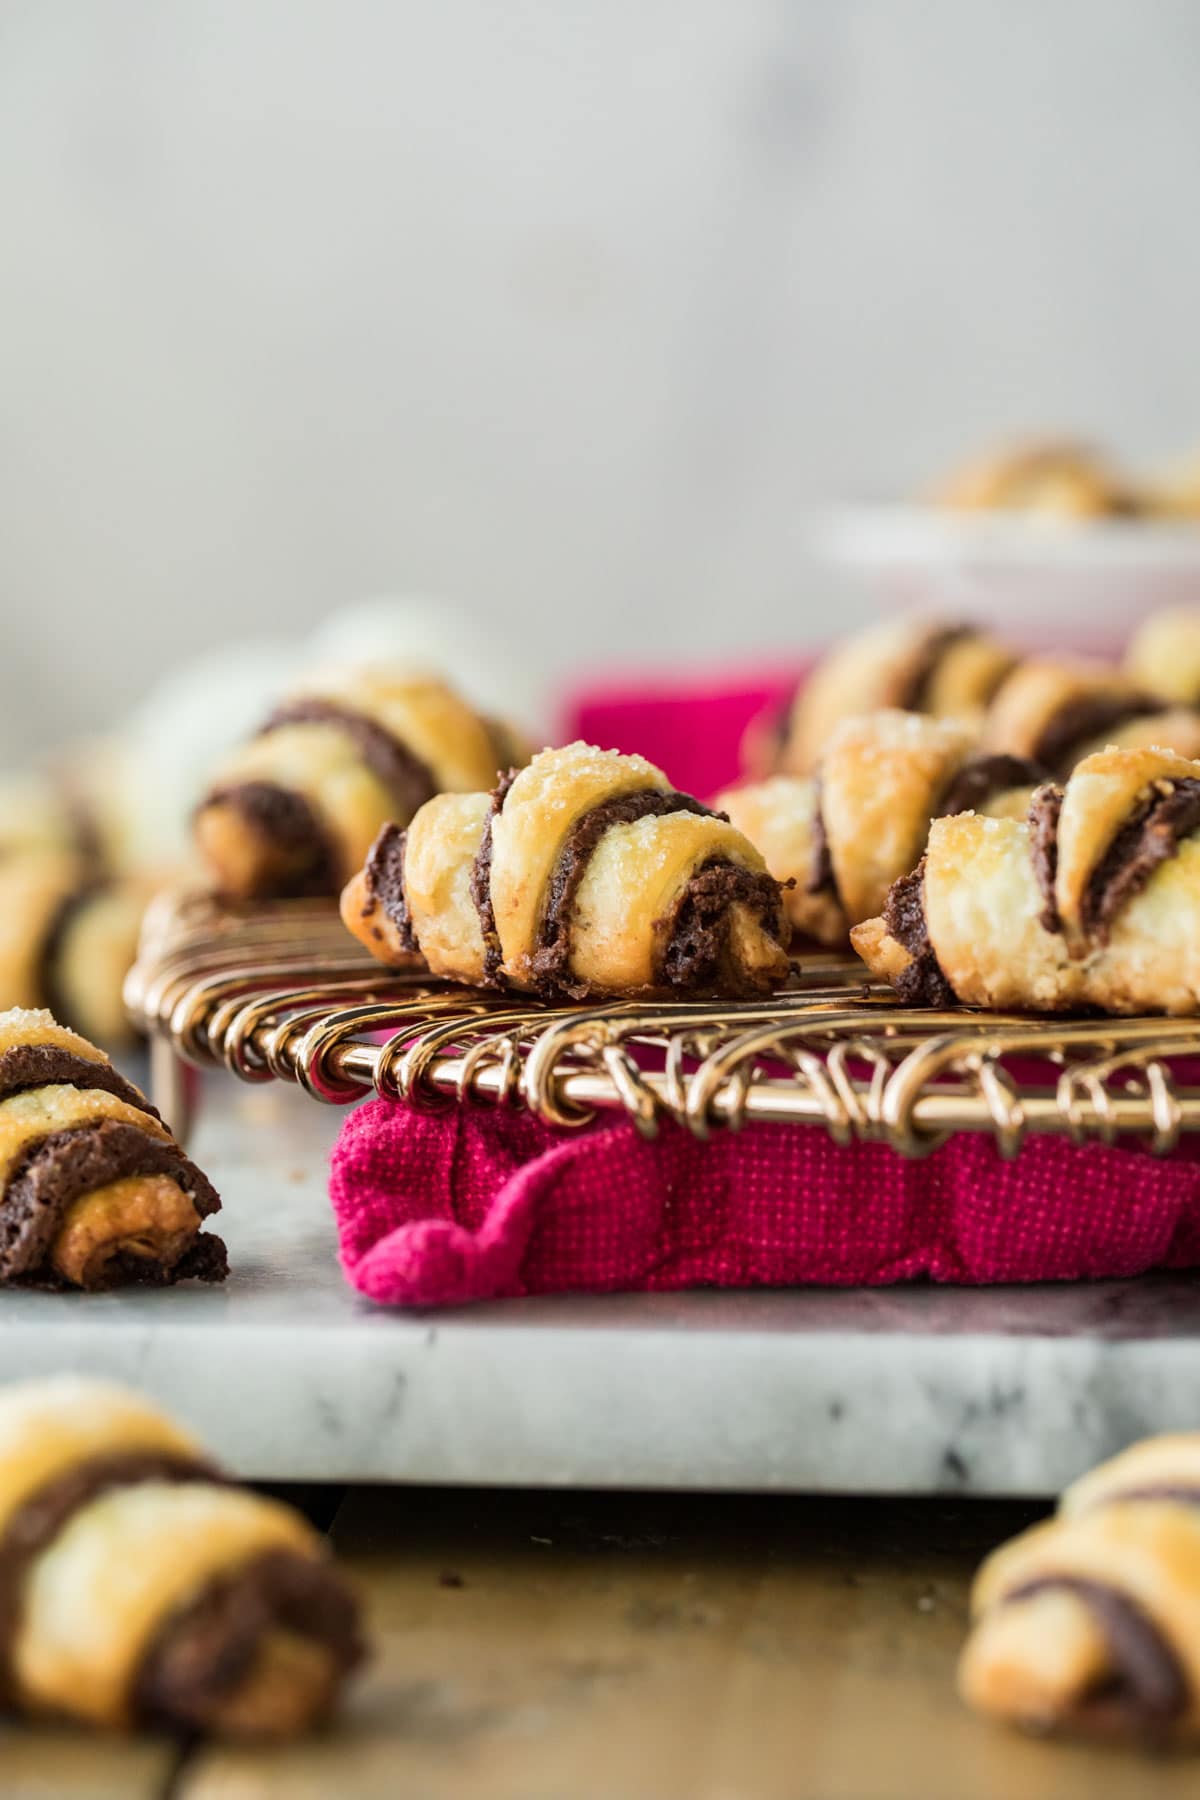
[125,888,1200,1157]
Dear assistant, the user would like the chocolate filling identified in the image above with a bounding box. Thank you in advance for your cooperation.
[1028,784,1065,933]
[1082,778,1200,939]
[469,772,518,984]
[0,1448,218,1704]
[135,1547,365,1736]
[808,753,1045,915]
[660,859,784,997]
[1033,691,1161,778]
[0,1120,224,1287]
[1007,1576,1187,1728]
[528,789,714,997]
[260,699,436,823]
[881,861,955,1007]
[895,624,976,712]
[203,782,337,898]
[362,823,418,952]
[936,754,1047,819]
[0,1046,159,1119]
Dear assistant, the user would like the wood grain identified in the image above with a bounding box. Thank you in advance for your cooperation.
[177,1488,1200,1800]
[0,1722,176,1800]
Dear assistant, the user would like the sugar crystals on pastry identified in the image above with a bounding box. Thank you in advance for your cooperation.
[0,1007,226,1289]
[195,668,528,901]
[719,711,1044,947]
[960,1432,1200,1741]
[852,744,1200,1015]
[757,617,1015,778]
[0,1375,364,1737]
[341,741,791,999]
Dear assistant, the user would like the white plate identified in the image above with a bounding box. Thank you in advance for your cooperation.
[814,504,1200,642]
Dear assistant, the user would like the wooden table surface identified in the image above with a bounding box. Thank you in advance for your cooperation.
[4,1486,1196,1800]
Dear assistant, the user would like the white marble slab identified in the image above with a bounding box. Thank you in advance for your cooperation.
[0,1077,1198,1497]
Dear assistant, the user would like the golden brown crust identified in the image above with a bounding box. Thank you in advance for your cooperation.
[819,712,977,925]
[854,746,1200,1015]
[16,1482,322,1729]
[0,1007,221,1290]
[49,1175,200,1289]
[847,915,912,985]
[931,439,1136,517]
[341,742,791,999]
[0,1378,203,1544]
[196,674,526,900]
[1090,708,1200,764]
[490,744,673,982]
[982,659,1136,763]
[0,774,80,863]
[981,657,1200,774]
[722,713,1033,948]
[772,619,1013,777]
[717,777,847,947]
[395,792,491,982]
[923,813,1086,1010]
[1063,1435,1200,1519]
[920,631,1017,719]
[0,857,150,1051]
[51,878,151,1051]
[960,1433,1200,1741]
[0,1009,108,1067]
[0,1376,362,1739]
[1054,746,1197,946]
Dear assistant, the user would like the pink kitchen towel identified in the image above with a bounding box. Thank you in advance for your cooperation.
[561,662,803,799]
[330,1098,1200,1308]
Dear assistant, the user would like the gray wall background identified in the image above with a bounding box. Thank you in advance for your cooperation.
[2,0,1198,756]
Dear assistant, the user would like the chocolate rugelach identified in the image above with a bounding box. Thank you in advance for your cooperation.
[859,748,1200,1014]
[364,776,778,998]
[960,1430,1200,1743]
[197,674,523,902]
[895,624,977,712]
[0,1377,366,1739]
[258,699,436,823]
[807,753,1047,915]
[467,779,781,1000]
[134,1548,364,1737]
[199,781,338,899]
[1001,1576,1186,1733]
[0,1009,226,1291]
[768,621,1014,779]
[0,1446,222,1709]
[344,742,790,999]
[526,788,716,996]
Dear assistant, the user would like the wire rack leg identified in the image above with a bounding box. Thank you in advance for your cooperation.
[151,1034,195,1146]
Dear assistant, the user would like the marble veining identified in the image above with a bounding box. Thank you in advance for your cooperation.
[0,1077,1197,1497]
